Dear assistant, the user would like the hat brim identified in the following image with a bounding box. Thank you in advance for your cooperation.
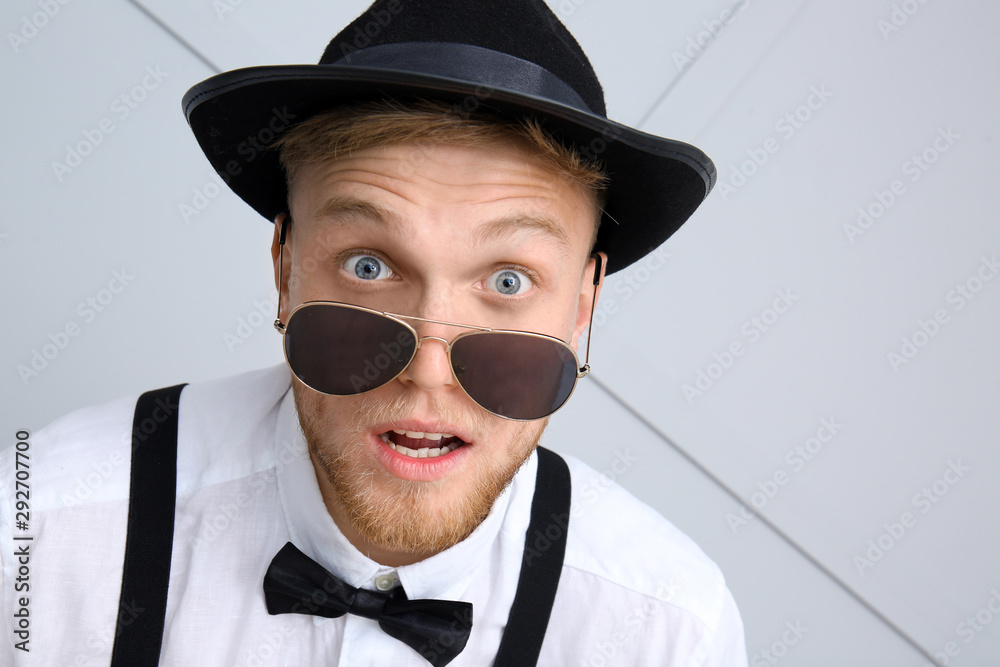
[183,65,716,274]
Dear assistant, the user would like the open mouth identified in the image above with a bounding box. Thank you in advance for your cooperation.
[378,429,467,459]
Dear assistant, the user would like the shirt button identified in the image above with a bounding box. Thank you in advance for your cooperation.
[374,573,398,591]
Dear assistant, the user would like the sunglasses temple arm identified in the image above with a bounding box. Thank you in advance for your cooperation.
[273,215,290,334]
[580,253,603,377]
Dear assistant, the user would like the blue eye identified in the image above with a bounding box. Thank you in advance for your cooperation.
[344,255,391,281]
[487,269,532,295]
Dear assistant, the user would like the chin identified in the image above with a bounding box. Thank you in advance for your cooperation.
[292,380,547,556]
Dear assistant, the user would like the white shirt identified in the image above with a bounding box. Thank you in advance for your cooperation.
[0,364,746,666]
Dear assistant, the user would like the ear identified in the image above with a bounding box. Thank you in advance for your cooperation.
[571,251,607,352]
[271,213,292,325]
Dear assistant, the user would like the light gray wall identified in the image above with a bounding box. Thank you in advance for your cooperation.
[3,1,997,665]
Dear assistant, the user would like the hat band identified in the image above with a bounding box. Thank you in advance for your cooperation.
[330,41,594,114]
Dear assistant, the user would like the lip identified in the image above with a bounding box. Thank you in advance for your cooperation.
[368,419,474,482]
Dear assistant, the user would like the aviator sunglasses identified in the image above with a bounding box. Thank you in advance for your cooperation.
[272,217,602,421]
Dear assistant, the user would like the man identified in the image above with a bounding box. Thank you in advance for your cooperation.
[1,0,746,664]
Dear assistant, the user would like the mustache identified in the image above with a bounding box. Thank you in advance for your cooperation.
[343,388,497,437]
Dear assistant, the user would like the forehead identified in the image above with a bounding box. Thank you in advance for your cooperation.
[287,140,596,256]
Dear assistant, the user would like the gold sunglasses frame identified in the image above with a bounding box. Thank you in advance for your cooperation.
[271,216,602,421]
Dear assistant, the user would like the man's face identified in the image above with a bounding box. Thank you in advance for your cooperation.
[273,138,603,564]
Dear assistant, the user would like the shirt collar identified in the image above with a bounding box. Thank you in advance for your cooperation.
[274,388,536,600]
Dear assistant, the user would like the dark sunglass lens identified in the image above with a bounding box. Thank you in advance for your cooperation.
[451,333,578,420]
[284,304,416,395]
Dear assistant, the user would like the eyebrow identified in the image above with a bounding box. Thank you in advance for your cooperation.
[473,214,572,254]
[312,196,402,230]
[310,196,572,253]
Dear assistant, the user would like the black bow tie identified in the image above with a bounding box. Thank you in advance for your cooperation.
[263,542,473,667]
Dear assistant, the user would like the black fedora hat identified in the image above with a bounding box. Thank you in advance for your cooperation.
[182,0,716,274]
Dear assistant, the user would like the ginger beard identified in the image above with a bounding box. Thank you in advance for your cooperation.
[293,380,548,556]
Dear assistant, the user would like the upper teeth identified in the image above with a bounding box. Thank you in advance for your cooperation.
[392,429,454,441]
[381,432,460,458]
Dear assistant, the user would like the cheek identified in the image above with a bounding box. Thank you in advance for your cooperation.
[527,288,583,337]
[294,382,355,436]
[557,296,586,346]
[491,419,545,459]
[287,231,345,302]
[288,258,333,304]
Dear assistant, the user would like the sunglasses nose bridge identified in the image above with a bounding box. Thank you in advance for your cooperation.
[416,335,450,346]
[393,329,462,395]
[410,333,451,357]
[409,334,454,368]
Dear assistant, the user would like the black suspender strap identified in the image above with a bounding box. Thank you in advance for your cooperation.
[493,446,572,667]
[111,383,187,667]
[108,386,566,666]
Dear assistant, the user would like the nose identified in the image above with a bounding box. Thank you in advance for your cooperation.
[395,330,459,394]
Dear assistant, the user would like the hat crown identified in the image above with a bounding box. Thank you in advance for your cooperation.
[320,0,607,117]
